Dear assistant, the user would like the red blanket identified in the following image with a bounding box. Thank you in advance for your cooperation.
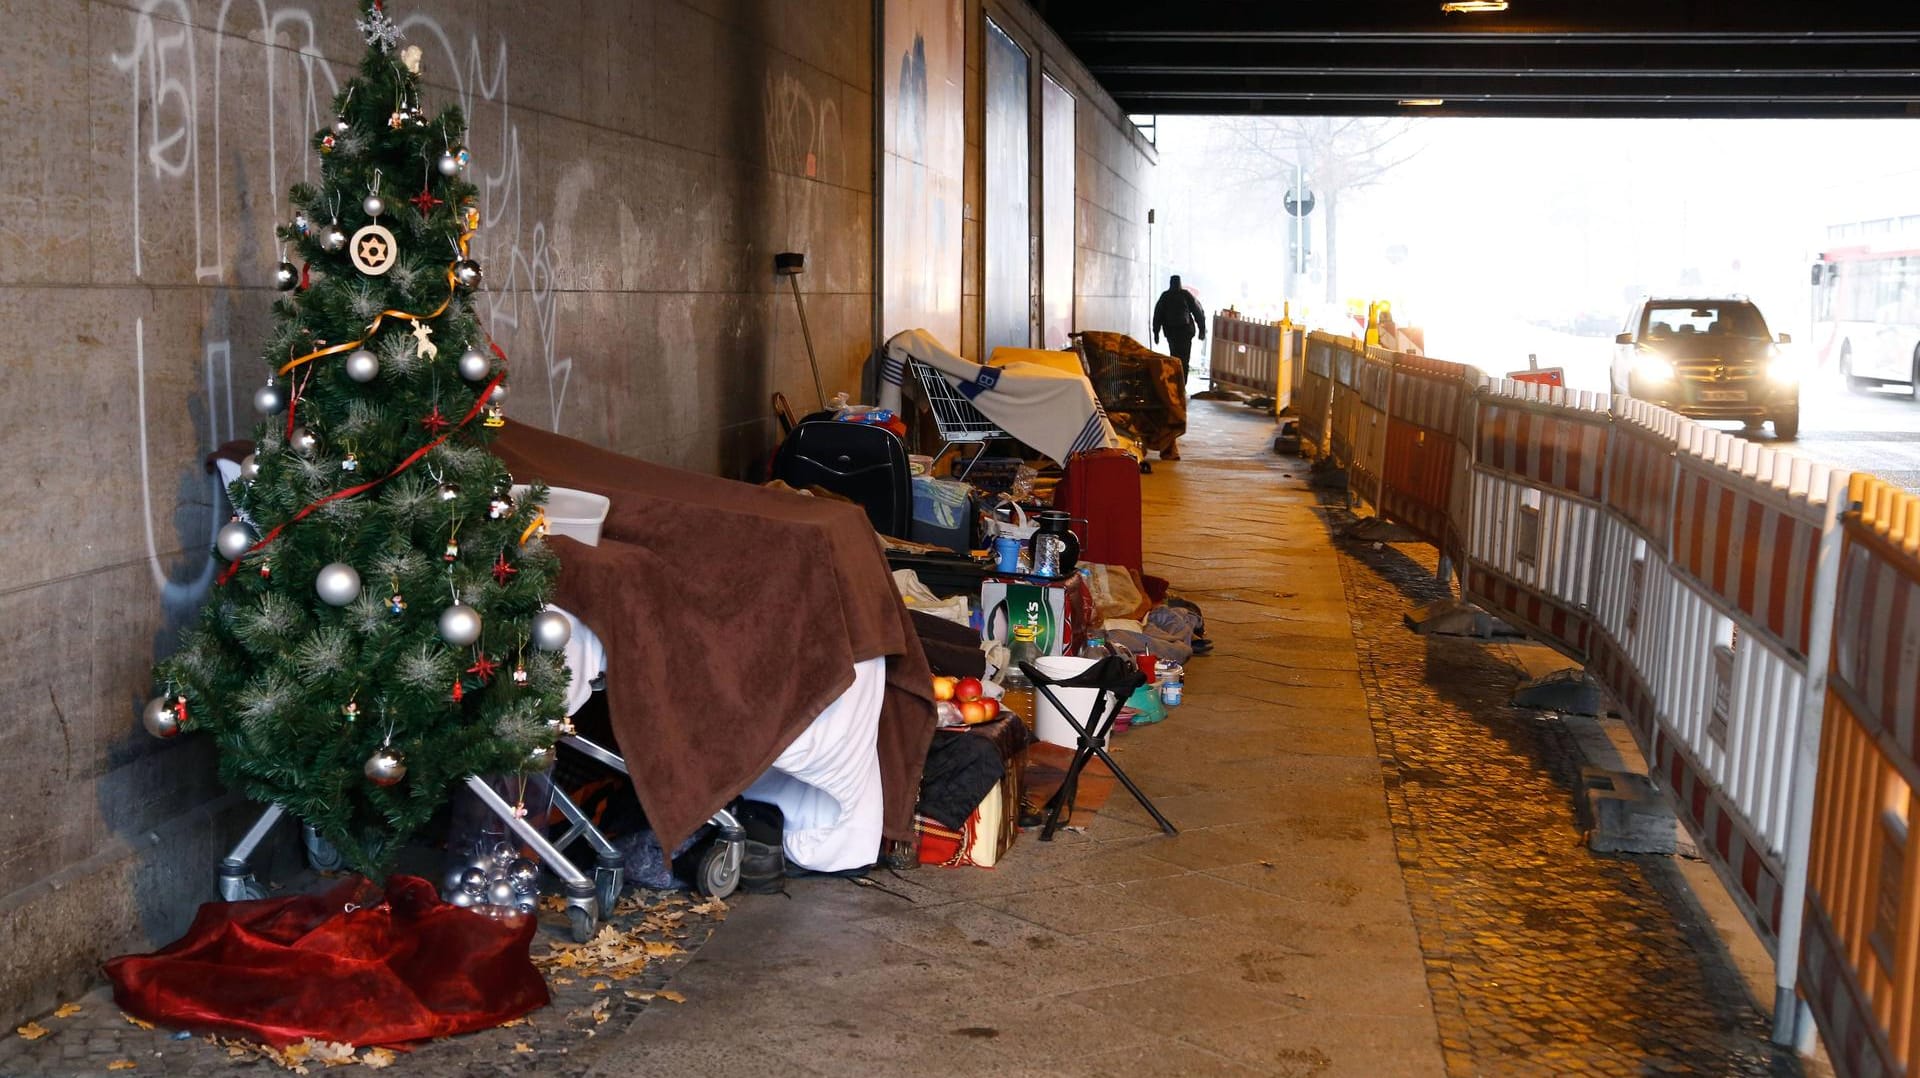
[106,876,547,1046]
[493,423,936,852]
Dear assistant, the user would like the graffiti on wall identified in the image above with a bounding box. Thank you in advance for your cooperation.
[111,1,572,605]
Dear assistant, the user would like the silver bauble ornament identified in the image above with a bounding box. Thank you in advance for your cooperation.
[452,259,483,291]
[488,382,508,403]
[490,841,519,868]
[443,864,469,896]
[507,858,539,891]
[330,115,350,137]
[239,453,260,482]
[511,893,537,915]
[216,521,255,561]
[274,261,298,290]
[315,562,362,607]
[436,150,461,177]
[363,747,407,786]
[438,602,482,646]
[253,381,288,416]
[362,193,385,218]
[437,481,461,502]
[486,880,516,906]
[457,348,490,382]
[460,867,490,896]
[345,348,380,383]
[142,695,181,739]
[530,609,572,652]
[447,888,478,908]
[319,223,348,251]
[289,426,318,455]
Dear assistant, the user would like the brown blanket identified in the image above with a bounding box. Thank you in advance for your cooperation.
[1077,331,1188,454]
[493,423,936,853]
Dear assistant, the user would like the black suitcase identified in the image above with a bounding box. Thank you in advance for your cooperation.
[772,419,912,537]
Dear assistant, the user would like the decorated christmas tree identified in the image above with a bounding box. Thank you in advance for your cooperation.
[147,0,570,878]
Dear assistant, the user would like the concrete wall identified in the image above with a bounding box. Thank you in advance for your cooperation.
[0,0,875,1023]
[0,0,1150,1024]
[966,0,1157,357]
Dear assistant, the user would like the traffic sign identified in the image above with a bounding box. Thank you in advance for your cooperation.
[1284,188,1316,217]
[1508,366,1565,388]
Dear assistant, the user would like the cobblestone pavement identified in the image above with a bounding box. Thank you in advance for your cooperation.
[0,886,724,1077]
[1332,502,1802,1075]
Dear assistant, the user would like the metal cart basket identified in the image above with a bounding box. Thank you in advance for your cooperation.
[907,357,1008,479]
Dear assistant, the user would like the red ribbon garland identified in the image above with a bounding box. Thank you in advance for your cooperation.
[217,371,506,586]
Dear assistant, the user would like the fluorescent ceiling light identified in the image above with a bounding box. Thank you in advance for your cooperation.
[1440,1,1509,12]
[1398,98,1446,107]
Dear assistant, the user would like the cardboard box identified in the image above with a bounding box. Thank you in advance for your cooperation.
[979,575,1089,655]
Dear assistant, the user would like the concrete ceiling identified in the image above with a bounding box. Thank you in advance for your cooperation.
[1030,0,1920,118]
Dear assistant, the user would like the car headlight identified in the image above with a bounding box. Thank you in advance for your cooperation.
[1632,353,1675,382]
[1766,348,1801,384]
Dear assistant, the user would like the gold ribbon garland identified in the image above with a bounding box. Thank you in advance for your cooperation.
[277,234,472,378]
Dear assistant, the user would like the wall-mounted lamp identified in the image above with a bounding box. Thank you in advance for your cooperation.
[1440,0,1508,12]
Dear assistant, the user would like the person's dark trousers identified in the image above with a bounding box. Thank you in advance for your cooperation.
[1165,334,1195,391]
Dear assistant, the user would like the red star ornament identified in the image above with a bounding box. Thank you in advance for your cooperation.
[410,189,444,215]
[467,654,499,683]
[491,552,518,585]
[420,405,450,434]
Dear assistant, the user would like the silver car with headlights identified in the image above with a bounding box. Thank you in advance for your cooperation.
[1610,297,1800,440]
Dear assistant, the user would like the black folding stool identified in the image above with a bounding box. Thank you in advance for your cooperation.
[1019,656,1178,840]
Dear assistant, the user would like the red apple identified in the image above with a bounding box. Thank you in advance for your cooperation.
[955,677,983,702]
[979,698,1000,719]
[959,699,988,724]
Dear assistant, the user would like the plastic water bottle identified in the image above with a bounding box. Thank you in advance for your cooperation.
[1002,625,1040,732]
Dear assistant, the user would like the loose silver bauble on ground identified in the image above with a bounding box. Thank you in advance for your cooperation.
[331,115,350,137]
[457,348,489,382]
[274,261,298,290]
[362,193,385,218]
[437,481,461,502]
[344,348,380,383]
[452,259,483,291]
[511,893,537,915]
[530,609,572,652]
[315,562,361,607]
[507,858,539,891]
[142,695,180,739]
[438,602,482,646]
[239,453,260,482]
[486,880,516,906]
[437,150,460,177]
[460,867,489,895]
[490,841,519,868]
[253,381,288,416]
[446,888,478,908]
[363,747,407,786]
[466,850,495,875]
[216,521,255,561]
[443,864,468,895]
[289,426,318,455]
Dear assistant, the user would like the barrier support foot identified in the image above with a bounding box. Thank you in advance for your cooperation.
[1272,417,1301,456]
[1511,668,1605,716]
[1308,458,1347,490]
[1405,600,1498,638]
[1343,516,1423,543]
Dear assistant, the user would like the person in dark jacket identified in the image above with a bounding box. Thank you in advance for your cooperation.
[1151,275,1207,387]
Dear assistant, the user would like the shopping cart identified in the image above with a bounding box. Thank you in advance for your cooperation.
[907,356,1009,480]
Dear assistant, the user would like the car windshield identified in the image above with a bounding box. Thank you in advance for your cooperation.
[1642,303,1768,340]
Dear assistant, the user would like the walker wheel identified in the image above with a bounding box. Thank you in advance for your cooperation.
[695,842,740,899]
[566,905,594,943]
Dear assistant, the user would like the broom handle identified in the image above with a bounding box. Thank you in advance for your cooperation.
[788,275,825,409]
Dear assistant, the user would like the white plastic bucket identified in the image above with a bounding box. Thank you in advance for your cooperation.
[510,485,611,547]
[1032,656,1102,749]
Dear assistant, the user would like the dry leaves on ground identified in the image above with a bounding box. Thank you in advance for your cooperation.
[52,1003,82,1019]
[122,1014,155,1031]
[16,1022,49,1041]
[210,1036,399,1073]
[512,1042,533,1054]
[106,1061,138,1071]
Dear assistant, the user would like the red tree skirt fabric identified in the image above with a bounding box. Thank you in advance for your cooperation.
[105,876,548,1046]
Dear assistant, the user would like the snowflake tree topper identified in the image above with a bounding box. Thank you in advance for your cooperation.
[357,2,403,52]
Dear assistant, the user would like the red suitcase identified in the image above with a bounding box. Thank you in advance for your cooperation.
[1053,448,1143,577]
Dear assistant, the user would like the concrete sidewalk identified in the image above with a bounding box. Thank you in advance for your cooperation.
[3,399,1801,1076]
[571,399,1804,1077]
